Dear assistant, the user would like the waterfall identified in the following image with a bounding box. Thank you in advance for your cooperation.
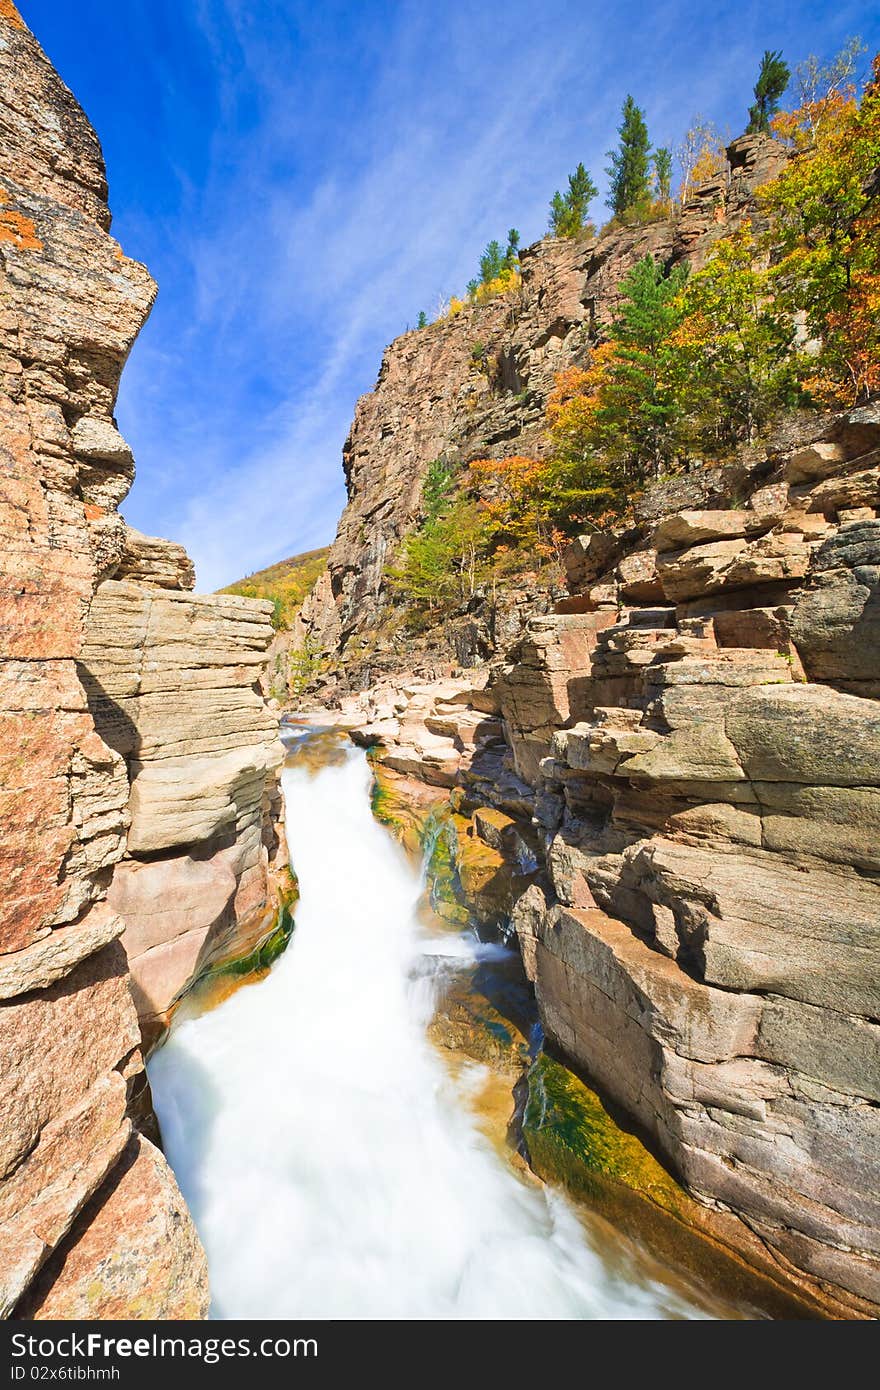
[148,729,714,1319]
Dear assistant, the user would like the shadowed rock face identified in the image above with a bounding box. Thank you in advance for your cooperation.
[0,4,282,1316]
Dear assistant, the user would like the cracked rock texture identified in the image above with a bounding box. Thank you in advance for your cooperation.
[0,5,284,1317]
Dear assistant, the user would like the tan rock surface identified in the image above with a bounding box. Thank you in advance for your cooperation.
[19,1136,209,1320]
[115,527,196,590]
[656,531,812,602]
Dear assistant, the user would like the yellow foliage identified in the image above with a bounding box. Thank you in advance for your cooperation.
[761,69,880,405]
[445,268,520,317]
[546,346,616,441]
[690,145,725,185]
[220,547,328,631]
[472,266,520,304]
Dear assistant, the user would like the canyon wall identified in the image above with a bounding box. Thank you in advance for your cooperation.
[501,410,880,1316]
[0,5,285,1317]
[310,117,879,1313]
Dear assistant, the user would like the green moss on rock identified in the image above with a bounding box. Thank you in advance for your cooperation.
[523,1050,826,1318]
[523,1051,686,1213]
[219,897,296,979]
[430,956,536,1070]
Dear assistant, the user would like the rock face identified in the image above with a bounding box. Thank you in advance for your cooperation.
[0,6,284,1317]
[352,403,880,1317]
[310,156,879,1313]
[80,580,285,1029]
[300,132,787,677]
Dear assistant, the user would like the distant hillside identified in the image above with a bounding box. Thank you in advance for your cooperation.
[220,547,329,629]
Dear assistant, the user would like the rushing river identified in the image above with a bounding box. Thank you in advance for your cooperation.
[148,728,717,1319]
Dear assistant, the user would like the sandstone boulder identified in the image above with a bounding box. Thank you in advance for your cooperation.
[616,549,664,601]
[562,532,620,592]
[807,464,880,517]
[624,837,880,1016]
[653,509,756,552]
[782,441,847,484]
[791,520,880,687]
[0,903,122,1000]
[115,526,196,590]
[657,532,811,602]
[19,1135,209,1319]
[127,743,281,854]
[71,417,135,510]
[725,682,880,787]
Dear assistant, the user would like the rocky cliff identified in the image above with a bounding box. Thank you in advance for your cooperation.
[0,5,286,1317]
[300,133,786,682]
[305,112,879,1314]
[339,405,880,1317]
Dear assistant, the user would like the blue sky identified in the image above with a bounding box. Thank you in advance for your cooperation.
[19,0,880,590]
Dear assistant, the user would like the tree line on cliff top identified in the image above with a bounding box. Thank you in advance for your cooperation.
[390,41,879,616]
[415,46,825,327]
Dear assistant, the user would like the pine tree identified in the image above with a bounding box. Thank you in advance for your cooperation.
[600,254,690,475]
[653,147,672,204]
[478,239,504,284]
[746,49,790,133]
[606,96,652,217]
[465,232,521,303]
[503,228,521,269]
[416,310,428,329]
[551,255,690,489]
[548,162,598,237]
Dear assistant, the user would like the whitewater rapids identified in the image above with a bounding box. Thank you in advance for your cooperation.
[148,730,713,1319]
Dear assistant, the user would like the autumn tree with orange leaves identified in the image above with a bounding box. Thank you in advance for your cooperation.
[761,55,880,404]
[466,454,577,565]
